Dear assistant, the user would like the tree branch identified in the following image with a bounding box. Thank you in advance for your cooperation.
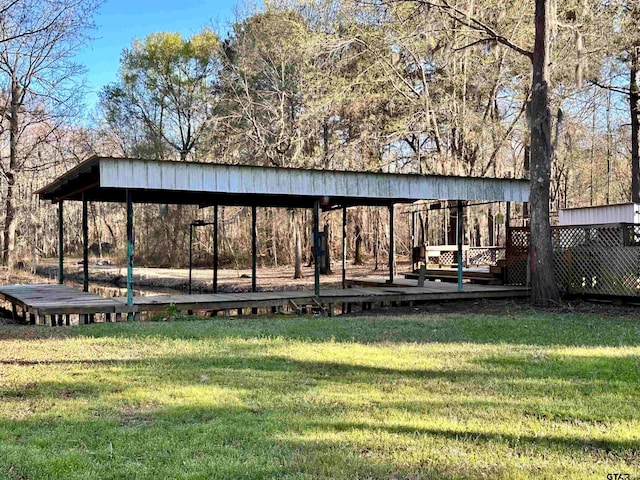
[453,37,495,52]
[380,0,533,59]
[587,79,630,96]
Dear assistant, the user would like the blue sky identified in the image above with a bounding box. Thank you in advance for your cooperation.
[75,0,239,114]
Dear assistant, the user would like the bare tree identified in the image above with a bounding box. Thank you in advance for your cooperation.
[0,0,99,267]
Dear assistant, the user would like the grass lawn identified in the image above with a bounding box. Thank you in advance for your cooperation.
[0,305,639,479]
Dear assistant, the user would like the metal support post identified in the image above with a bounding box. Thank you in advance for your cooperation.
[457,201,464,292]
[313,200,320,296]
[251,205,257,293]
[389,204,395,284]
[82,194,89,292]
[411,210,416,271]
[213,205,218,293]
[126,190,134,319]
[188,223,193,294]
[58,201,64,284]
[342,206,347,289]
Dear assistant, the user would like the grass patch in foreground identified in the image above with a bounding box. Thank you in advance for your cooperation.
[0,309,639,479]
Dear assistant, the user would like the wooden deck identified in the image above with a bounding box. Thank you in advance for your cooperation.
[0,282,530,326]
[401,267,503,285]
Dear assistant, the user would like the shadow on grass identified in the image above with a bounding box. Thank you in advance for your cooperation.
[0,379,117,400]
[310,420,640,464]
[480,353,640,384]
[3,309,640,348]
[1,400,638,480]
[0,404,488,480]
[2,350,638,423]
[0,353,492,401]
[2,344,640,478]
[20,311,631,348]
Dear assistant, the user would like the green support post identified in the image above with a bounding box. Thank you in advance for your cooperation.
[389,204,395,284]
[411,211,416,271]
[342,206,347,289]
[213,205,218,294]
[251,205,257,293]
[188,223,193,295]
[82,194,89,292]
[126,190,134,320]
[457,201,464,292]
[58,201,64,284]
[313,200,320,296]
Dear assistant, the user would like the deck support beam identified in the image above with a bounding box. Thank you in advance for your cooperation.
[251,205,257,293]
[313,199,320,296]
[82,194,88,292]
[126,190,134,319]
[213,205,218,294]
[58,201,64,284]
[457,201,464,292]
[342,206,347,289]
[389,204,395,284]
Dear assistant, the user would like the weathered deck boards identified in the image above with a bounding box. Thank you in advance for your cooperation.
[0,282,529,325]
[0,284,126,315]
[112,282,529,313]
[400,267,503,285]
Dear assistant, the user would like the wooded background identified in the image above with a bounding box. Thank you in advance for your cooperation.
[1,0,638,272]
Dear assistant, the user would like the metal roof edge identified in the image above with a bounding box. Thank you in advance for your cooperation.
[35,155,101,197]
[96,156,531,184]
[559,202,638,211]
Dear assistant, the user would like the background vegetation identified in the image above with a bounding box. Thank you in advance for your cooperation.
[1,0,638,270]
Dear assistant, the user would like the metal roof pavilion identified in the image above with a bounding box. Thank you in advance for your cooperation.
[36,156,530,207]
[36,156,531,312]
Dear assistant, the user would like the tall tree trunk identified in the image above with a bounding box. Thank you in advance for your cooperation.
[487,205,495,246]
[293,212,302,279]
[447,202,457,245]
[631,47,640,203]
[2,82,20,268]
[354,224,363,265]
[322,118,330,168]
[373,212,379,271]
[529,0,560,305]
[270,210,278,267]
[323,221,332,274]
[2,172,16,268]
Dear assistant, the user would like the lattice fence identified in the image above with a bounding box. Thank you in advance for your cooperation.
[506,224,640,297]
[429,248,505,267]
[468,247,506,266]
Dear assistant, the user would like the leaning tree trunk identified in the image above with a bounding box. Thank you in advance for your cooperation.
[528,0,560,305]
[631,47,639,203]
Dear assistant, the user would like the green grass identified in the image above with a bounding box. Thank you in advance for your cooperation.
[0,307,639,479]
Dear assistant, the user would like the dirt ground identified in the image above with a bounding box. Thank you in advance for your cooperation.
[25,258,404,293]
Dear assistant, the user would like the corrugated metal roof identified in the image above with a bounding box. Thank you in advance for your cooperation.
[37,156,530,207]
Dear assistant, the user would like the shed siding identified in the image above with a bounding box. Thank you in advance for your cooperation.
[558,203,640,225]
